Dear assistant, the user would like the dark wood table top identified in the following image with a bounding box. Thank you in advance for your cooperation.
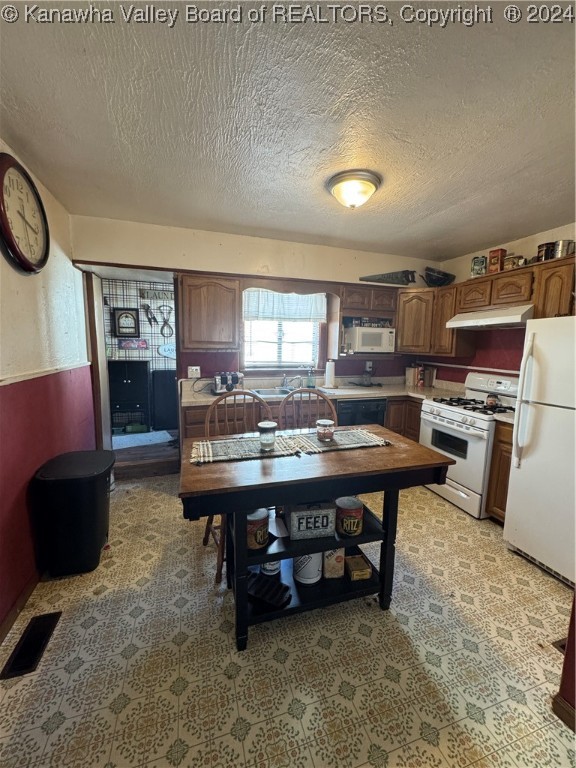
[179,425,454,516]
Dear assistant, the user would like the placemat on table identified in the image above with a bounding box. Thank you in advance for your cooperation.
[190,435,302,464]
[297,428,391,454]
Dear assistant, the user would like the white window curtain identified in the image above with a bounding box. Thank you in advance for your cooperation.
[243,289,327,322]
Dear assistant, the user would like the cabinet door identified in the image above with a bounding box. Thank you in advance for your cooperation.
[404,400,422,442]
[485,421,513,523]
[108,361,150,403]
[341,285,372,311]
[431,287,457,355]
[178,275,240,350]
[491,270,533,305]
[456,279,492,311]
[396,290,434,353]
[371,288,397,312]
[385,399,406,435]
[532,260,575,319]
[183,405,209,438]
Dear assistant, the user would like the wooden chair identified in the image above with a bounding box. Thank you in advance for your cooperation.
[278,388,338,431]
[203,390,273,584]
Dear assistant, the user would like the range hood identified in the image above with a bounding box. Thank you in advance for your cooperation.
[446,303,534,329]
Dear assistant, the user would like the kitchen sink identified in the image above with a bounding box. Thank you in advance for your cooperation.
[251,388,293,396]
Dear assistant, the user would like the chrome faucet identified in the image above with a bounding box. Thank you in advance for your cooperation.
[281,374,302,388]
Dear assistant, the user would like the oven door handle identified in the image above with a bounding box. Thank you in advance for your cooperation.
[420,413,488,439]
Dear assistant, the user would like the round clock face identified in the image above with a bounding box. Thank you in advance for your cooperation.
[0,153,50,273]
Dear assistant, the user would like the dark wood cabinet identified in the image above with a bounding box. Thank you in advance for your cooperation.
[177,274,240,350]
[108,361,151,430]
[404,400,422,442]
[385,397,422,441]
[486,421,513,523]
[341,285,397,313]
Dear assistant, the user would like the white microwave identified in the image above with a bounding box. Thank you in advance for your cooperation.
[343,326,396,354]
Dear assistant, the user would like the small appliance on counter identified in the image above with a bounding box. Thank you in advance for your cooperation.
[212,371,244,394]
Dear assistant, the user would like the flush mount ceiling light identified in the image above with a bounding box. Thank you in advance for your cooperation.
[327,169,382,209]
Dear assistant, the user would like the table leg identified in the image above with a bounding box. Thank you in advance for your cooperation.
[225,515,234,590]
[379,488,399,610]
[233,509,249,651]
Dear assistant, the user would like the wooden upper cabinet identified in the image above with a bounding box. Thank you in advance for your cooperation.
[491,270,533,305]
[371,287,397,312]
[178,274,240,350]
[431,286,457,355]
[456,279,492,311]
[532,259,575,319]
[396,289,434,353]
[341,285,397,313]
[341,285,372,310]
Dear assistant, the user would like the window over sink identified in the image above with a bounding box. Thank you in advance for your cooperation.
[242,288,326,369]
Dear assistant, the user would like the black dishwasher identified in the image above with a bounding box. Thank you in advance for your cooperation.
[337,399,387,426]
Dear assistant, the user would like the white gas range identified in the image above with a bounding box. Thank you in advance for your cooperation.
[419,373,518,519]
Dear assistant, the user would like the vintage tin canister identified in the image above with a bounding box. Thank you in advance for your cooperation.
[247,508,269,549]
[293,553,322,584]
[335,496,364,537]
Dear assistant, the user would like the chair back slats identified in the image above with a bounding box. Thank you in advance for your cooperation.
[204,390,273,438]
[278,388,338,430]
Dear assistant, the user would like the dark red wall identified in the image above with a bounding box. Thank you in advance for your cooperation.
[178,330,525,384]
[0,366,95,627]
[428,329,525,383]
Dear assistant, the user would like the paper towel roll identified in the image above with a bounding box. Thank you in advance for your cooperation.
[324,360,335,388]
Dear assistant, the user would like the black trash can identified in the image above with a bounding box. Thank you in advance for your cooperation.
[29,450,115,577]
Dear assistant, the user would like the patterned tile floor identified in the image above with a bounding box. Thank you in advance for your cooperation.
[0,476,574,768]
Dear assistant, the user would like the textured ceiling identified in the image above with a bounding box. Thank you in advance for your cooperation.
[1,2,574,260]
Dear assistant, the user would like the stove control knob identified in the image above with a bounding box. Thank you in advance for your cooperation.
[461,416,469,424]
[469,418,476,426]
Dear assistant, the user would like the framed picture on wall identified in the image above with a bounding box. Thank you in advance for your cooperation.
[112,308,140,338]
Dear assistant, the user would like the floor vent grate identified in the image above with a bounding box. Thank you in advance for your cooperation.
[0,612,62,679]
[552,637,568,655]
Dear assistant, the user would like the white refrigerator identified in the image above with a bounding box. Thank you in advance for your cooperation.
[503,315,575,584]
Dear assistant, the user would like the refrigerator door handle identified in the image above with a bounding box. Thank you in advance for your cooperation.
[513,331,535,468]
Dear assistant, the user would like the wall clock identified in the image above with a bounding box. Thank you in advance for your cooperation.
[0,152,50,274]
[112,308,140,338]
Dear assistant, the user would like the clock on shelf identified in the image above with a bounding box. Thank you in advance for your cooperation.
[0,152,50,274]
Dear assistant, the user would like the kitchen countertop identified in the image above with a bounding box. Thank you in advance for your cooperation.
[180,380,464,407]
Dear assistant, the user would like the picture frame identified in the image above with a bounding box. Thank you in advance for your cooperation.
[112,308,140,337]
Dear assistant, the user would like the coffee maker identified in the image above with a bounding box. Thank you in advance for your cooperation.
[212,371,244,394]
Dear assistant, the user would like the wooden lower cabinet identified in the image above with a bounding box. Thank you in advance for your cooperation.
[182,401,282,438]
[385,397,422,441]
[404,400,423,442]
[385,399,406,435]
[485,421,513,523]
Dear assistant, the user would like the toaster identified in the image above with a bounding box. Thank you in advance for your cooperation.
[212,372,244,394]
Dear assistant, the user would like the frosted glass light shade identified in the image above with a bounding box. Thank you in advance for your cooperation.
[328,170,381,208]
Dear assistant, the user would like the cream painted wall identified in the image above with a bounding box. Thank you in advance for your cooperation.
[71,215,431,284]
[441,223,576,283]
[0,140,89,384]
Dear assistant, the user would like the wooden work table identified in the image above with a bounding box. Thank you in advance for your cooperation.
[179,425,454,650]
